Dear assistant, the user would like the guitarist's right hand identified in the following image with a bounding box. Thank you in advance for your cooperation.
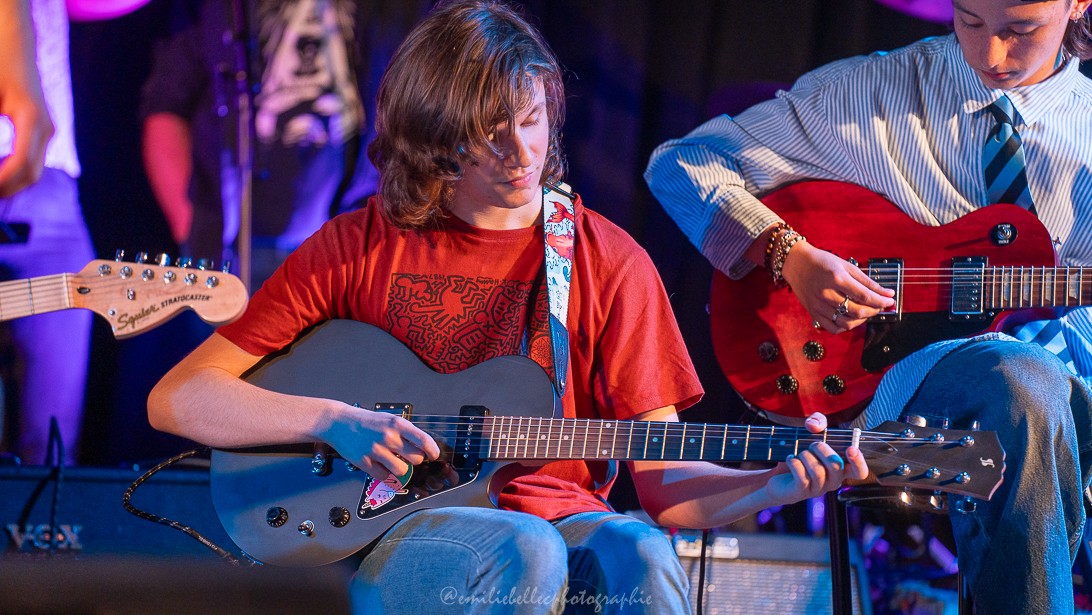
[781,241,895,333]
[322,404,441,483]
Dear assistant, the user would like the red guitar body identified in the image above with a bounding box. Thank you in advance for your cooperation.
[710,181,1057,422]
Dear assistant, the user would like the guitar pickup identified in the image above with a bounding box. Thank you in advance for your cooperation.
[453,405,489,470]
[950,257,990,320]
[867,258,902,322]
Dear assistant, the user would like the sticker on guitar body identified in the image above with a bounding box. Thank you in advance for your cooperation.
[361,468,412,511]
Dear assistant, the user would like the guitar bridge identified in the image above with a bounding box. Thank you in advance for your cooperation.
[950,257,991,320]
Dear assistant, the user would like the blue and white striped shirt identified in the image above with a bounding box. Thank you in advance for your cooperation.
[645,33,1092,419]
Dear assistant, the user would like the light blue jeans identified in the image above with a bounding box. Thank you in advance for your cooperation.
[878,339,1092,614]
[352,508,690,614]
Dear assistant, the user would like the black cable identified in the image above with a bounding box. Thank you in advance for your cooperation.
[696,528,710,614]
[121,448,248,566]
[45,416,64,554]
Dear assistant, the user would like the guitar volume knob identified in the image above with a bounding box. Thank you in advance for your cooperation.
[775,375,798,395]
[802,341,825,361]
[266,507,289,528]
[822,374,845,395]
[329,507,351,528]
[757,342,779,362]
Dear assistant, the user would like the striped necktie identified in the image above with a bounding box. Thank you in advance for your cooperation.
[983,95,1036,214]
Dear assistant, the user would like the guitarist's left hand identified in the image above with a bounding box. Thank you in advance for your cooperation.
[766,412,869,504]
[782,241,895,333]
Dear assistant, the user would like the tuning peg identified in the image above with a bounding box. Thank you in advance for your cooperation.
[197,258,214,271]
[114,249,125,261]
[178,257,193,269]
[220,260,232,273]
[904,415,927,427]
[954,496,977,514]
[970,420,980,431]
[135,251,149,264]
[156,253,171,266]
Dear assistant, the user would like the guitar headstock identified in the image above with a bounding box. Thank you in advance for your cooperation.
[863,420,1005,501]
[71,258,249,338]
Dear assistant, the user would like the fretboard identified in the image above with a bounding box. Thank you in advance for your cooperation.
[481,416,839,463]
[981,265,1092,310]
[0,273,72,322]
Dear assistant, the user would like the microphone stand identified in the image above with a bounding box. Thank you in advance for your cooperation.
[230,0,255,290]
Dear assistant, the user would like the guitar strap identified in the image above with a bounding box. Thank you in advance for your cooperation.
[533,181,576,416]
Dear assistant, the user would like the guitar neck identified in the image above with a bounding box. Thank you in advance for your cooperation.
[980,265,1092,311]
[479,416,855,463]
[0,273,72,322]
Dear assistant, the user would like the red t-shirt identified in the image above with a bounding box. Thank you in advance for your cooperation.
[218,195,704,519]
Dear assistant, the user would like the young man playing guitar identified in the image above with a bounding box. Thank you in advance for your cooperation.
[149,2,868,612]
[647,0,1092,612]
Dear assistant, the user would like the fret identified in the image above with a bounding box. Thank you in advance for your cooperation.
[768,426,799,460]
[681,423,704,460]
[1005,266,1014,309]
[720,423,728,461]
[722,427,746,461]
[610,422,619,458]
[626,422,635,460]
[761,425,775,461]
[486,416,496,459]
[643,422,651,460]
[533,417,542,459]
[990,266,998,310]
[595,421,605,458]
[580,419,588,459]
[699,424,707,460]
[516,416,526,458]
[567,418,576,460]
[1019,266,1030,307]
[743,425,751,460]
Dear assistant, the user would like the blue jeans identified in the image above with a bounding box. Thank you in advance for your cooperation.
[878,339,1092,614]
[351,507,689,614]
[0,169,94,463]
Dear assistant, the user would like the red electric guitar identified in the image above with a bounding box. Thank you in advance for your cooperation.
[710,180,1076,422]
[0,258,248,337]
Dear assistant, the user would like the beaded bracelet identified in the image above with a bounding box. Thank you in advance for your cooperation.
[763,222,792,278]
[770,230,807,287]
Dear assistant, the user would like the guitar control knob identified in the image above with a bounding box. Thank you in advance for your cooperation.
[822,374,845,395]
[757,342,779,363]
[329,507,351,528]
[298,520,315,537]
[775,375,798,395]
[266,507,289,528]
[802,341,825,361]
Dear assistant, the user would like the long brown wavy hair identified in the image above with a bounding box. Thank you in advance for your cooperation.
[1064,1,1092,60]
[368,0,567,229]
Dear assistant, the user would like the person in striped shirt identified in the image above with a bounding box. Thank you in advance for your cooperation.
[647,0,1092,612]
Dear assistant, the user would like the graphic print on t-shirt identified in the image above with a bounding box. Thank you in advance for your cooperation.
[385,272,553,377]
[255,0,360,147]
